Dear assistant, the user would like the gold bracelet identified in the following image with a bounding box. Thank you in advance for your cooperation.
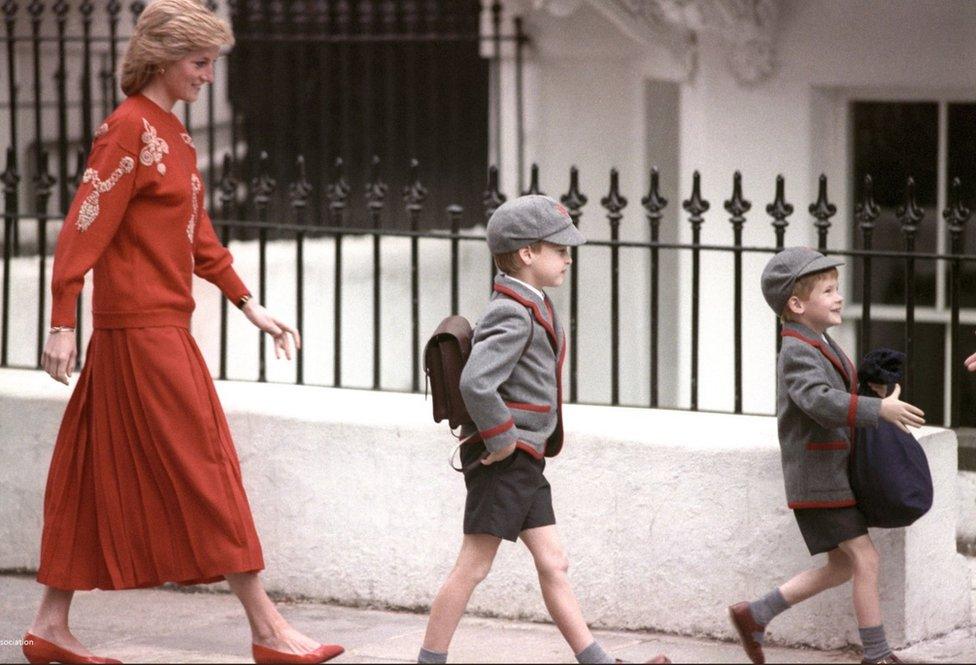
[49,326,75,334]
[236,294,252,310]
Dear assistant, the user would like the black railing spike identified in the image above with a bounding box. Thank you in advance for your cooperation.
[724,170,751,223]
[34,150,56,194]
[854,174,880,231]
[641,167,668,216]
[53,0,67,17]
[218,153,237,208]
[205,0,217,10]
[129,1,145,23]
[897,176,924,236]
[2,1,17,17]
[766,174,793,231]
[403,158,428,210]
[108,0,121,16]
[560,165,587,217]
[71,148,86,186]
[251,151,276,206]
[289,155,312,209]
[807,173,837,220]
[521,163,544,196]
[809,173,836,231]
[682,170,710,224]
[79,0,93,16]
[365,155,388,209]
[483,165,506,218]
[601,168,627,222]
[27,0,43,18]
[944,177,972,235]
[1,147,19,191]
[326,157,350,210]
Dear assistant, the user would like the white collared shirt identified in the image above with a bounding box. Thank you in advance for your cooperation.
[501,273,545,301]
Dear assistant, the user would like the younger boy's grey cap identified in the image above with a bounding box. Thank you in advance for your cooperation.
[761,246,844,315]
[487,194,587,254]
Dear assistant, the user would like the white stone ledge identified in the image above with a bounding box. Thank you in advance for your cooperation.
[0,368,970,649]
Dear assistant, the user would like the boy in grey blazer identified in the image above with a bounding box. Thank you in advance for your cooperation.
[729,247,924,665]
[418,195,670,665]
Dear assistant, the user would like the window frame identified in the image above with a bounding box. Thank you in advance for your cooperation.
[830,87,976,424]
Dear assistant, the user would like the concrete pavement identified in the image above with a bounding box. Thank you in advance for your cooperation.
[2,572,974,664]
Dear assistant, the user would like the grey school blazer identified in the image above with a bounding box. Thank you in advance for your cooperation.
[777,321,882,509]
[458,275,566,459]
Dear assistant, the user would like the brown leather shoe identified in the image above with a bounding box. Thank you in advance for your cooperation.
[861,654,902,664]
[728,602,765,664]
[614,656,671,664]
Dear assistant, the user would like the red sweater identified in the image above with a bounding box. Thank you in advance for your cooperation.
[51,93,249,329]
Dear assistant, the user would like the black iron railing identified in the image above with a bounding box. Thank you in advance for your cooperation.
[5,150,976,427]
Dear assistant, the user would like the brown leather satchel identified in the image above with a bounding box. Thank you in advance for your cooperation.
[423,315,474,429]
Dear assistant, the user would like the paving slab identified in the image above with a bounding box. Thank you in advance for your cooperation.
[1,572,972,664]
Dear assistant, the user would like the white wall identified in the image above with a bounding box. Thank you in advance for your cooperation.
[0,368,969,649]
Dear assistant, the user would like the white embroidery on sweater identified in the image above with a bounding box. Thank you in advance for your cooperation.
[187,174,202,243]
[139,118,169,175]
[180,133,195,148]
[76,155,136,232]
[94,123,109,139]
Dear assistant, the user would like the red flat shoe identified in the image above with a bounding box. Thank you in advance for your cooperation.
[252,642,345,664]
[22,633,122,664]
[728,602,765,665]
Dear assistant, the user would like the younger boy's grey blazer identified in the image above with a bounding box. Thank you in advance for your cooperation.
[459,275,566,459]
[777,321,882,509]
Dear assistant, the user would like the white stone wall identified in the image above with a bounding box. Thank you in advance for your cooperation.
[1,368,969,649]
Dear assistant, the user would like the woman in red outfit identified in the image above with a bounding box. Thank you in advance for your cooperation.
[23,2,343,664]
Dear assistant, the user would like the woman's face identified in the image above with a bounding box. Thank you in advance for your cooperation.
[160,47,220,103]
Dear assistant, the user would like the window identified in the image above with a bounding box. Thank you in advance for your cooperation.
[849,100,976,426]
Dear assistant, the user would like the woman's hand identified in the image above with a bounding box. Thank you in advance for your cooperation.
[42,331,77,385]
[241,301,302,360]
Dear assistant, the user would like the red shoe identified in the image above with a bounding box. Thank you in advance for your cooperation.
[728,602,765,665]
[252,642,345,664]
[21,633,122,664]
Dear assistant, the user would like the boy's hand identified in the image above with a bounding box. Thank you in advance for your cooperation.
[482,443,517,465]
[879,383,925,433]
[964,346,976,372]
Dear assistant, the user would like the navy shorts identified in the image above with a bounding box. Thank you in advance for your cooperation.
[460,441,555,542]
[793,506,868,555]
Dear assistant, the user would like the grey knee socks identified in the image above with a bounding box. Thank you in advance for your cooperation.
[418,646,448,664]
[859,625,891,662]
[575,640,615,664]
[748,588,791,643]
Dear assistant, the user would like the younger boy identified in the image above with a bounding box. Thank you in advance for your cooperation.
[418,195,669,664]
[729,247,925,665]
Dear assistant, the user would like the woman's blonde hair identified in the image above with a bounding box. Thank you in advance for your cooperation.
[120,0,234,96]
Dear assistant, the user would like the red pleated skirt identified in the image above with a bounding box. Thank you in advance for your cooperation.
[37,326,264,590]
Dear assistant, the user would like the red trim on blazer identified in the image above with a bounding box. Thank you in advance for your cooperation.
[547,299,567,458]
[480,418,514,440]
[805,441,848,451]
[781,327,861,448]
[788,499,857,510]
[780,329,850,385]
[493,284,558,352]
[458,435,545,461]
[505,401,551,413]
[516,441,544,459]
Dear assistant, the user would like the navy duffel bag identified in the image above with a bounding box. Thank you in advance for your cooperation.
[852,349,933,528]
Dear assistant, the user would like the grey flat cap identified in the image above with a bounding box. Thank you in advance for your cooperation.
[761,246,844,315]
[486,194,587,254]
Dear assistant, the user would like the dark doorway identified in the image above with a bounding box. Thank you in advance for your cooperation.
[228,0,490,229]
